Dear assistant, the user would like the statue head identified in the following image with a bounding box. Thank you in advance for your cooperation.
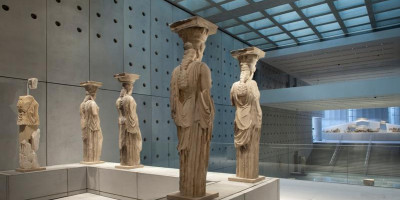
[80,81,102,100]
[17,95,40,125]
[231,47,265,82]
[114,73,140,95]
[170,16,217,61]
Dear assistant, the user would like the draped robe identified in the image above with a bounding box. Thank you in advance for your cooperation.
[116,94,142,166]
[80,99,103,163]
[230,80,262,179]
[170,61,215,197]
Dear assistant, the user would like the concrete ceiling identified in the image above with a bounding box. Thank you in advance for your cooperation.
[260,76,400,111]
[263,35,400,85]
[263,95,400,111]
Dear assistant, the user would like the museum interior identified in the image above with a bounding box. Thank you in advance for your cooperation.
[0,0,399,200]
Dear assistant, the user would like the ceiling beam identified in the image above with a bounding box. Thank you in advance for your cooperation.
[206,0,299,23]
[264,27,400,59]
[327,1,349,35]
[365,0,377,29]
[289,2,323,40]
[206,0,279,47]
[164,0,252,47]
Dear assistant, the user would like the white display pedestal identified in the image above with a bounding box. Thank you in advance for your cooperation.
[0,162,279,200]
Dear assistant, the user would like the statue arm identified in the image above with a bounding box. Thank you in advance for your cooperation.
[90,101,99,117]
[125,97,139,133]
[230,84,235,106]
[200,63,212,93]
[170,68,179,120]
[251,81,262,128]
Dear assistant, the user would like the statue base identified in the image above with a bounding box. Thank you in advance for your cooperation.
[167,192,219,200]
[228,176,265,183]
[115,164,144,169]
[16,167,46,172]
[80,161,105,165]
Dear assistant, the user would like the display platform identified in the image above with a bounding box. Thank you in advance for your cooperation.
[0,162,279,200]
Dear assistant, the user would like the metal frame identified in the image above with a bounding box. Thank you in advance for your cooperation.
[166,0,400,51]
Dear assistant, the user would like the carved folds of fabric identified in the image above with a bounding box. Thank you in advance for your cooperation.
[231,80,262,147]
[170,61,215,151]
[81,100,101,132]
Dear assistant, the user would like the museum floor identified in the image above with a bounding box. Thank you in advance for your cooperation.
[58,178,400,200]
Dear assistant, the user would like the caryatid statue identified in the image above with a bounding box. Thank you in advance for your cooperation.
[167,16,218,200]
[114,73,143,169]
[80,81,104,164]
[228,47,266,183]
[16,78,46,172]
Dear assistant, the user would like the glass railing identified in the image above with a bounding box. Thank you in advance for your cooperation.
[150,142,400,189]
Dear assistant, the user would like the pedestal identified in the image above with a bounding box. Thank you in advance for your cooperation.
[115,164,144,169]
[80,161,105,165]
[0,162,280,200]
[15,167,46,172]
[228,176,265,183]
[167,192,219,200]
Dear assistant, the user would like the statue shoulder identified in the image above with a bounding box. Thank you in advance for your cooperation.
[248,80,259,87]
[232,81,240,88]
[87,99,97,107]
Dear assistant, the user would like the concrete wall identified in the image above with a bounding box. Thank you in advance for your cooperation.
[0,0,247,171]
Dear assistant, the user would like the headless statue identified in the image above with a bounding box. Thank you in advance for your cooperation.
[16,78,45,172]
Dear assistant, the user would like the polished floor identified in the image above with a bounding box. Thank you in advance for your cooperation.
[58,178,400,200]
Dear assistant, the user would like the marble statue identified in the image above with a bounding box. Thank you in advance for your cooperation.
[80,81,104,164]
[16,78,45,172]
[167,16,219,200]
[114,73,143,169]
[228,47,266,183]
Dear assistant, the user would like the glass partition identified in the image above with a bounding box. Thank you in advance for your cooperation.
[154,142,400,189]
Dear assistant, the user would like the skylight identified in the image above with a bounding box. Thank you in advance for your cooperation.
[169,0,400,50]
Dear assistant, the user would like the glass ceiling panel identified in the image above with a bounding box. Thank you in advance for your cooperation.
[248,38,267,45]
[301,3,331,17]
[265,4,292,16]
[347,24,372,33]
[276,39,296,46]
[291,28,314,37]
[268,33,290,41]
[316,22,341,32]
[259,26,283,36]
[197,7,221,17]
[295,0,325,8]
[375,9,400,21]
[373,0,400,13]
[178,0,210,11]
[257,43,275,50]
[282,20,308,31]
[225,24,250,34]
[212,0,227,3]
[220,0,249,11]
[376,18,400,28]
[248,18,274,29]
[321,29,344,38]
[297,34,319,42]
[273,11,301,24]
[309,14,336,26]
[216,19,239,28]
[344,16,370,27]
[239,12,264,22]
[333,0,365,10]
[237,32,259,40]
[339,6,368,20]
